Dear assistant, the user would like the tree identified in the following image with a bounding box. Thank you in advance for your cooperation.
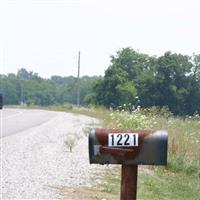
[0,69,100,106]
[153,52,193,115]
[92,48,200,115]
[92,48,148,107]
[0,74,20,104]
[184,54,200,115]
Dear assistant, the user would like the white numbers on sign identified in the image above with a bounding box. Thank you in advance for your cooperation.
[108,133,139,147]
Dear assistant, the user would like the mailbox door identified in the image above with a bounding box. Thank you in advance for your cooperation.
[89,129,168,165]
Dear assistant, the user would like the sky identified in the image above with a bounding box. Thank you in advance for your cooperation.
[0,0,200,78]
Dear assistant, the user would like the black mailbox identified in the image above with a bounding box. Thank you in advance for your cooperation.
[89,128,168,165]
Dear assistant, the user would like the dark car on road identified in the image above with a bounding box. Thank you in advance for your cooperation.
[0,94,3,109]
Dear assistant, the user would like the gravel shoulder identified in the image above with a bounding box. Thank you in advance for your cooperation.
[1,111,109,199]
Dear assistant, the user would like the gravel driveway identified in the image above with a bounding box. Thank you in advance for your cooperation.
[0,111,108,199]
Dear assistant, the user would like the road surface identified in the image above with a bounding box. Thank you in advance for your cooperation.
[1,108,108,199]
[1,108,58,137]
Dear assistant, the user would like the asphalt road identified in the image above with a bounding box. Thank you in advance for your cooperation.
[0,108,59,137]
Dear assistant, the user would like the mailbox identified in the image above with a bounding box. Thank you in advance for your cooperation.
[89,128,168,165]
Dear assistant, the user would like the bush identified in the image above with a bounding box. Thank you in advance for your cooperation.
[64,133,80,152]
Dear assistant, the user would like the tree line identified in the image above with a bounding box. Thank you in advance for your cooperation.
[1,48,200,116]
[88,48,200,116]
[0,68,100,106]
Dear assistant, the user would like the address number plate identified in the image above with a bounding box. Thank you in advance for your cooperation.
[108,133,139,147]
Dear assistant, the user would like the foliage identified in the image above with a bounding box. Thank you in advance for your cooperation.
[0,74,21,104]
[1,48,200,116]
[0,68,100,106]
[106,111,157,129]
[91,48,200,116]
[94,167,200,200]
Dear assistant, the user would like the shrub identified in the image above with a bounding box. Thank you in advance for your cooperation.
[64,133,79,152]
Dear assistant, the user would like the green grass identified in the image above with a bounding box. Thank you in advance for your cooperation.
[94,108,200,200]
[94,167,200,200]
[138,170,200,200]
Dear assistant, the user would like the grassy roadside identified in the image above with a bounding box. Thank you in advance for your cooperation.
[6,104,200,199]
[88,108,200,200]
[5,104,109,120]
[73,106,200,200]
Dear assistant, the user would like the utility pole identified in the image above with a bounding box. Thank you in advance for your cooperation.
[77,51,80,106]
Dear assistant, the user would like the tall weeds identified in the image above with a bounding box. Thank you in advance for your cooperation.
[104,107,200,176]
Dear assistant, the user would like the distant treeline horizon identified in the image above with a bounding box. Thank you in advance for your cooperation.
[1,47,200,116]
[0,68,101,106]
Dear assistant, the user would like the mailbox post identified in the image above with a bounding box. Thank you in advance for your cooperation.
[89,128,168,200]
[121,165,138,200]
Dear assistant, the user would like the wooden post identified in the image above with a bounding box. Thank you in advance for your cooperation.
[120,165,138,200]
